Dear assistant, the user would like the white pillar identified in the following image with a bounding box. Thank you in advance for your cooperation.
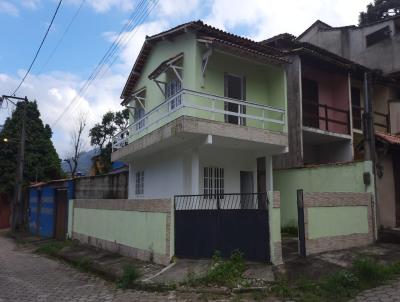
[191,150,200,195]
[128,163,135,199]
[265,155,273,192]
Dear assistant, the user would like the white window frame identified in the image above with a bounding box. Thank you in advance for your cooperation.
[135,171,144,195]
[203,167,224,199]
[165,78,182,111]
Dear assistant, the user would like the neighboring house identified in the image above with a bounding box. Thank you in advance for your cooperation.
[297,17,400,79]
[296,19,400,229]
[262,34,364,168]
[112,21,289,200]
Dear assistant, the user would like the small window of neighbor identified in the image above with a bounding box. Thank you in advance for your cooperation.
[366,26,391,47]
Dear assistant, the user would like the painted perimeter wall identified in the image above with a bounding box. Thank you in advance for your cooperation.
[68,199,173,265]
[274,160,375,227]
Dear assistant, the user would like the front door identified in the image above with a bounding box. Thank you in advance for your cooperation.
[257,157,267,209]
[224,74,246,125]
[302,78,319,128]
[351,87,362,130]
[55,189,68,240]
[240,171,254,208]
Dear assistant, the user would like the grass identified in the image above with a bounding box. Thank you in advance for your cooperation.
[117,264,140,289]
[281,225,298,237]
[269,256,400,302]
[185,250,246,288]
[35,240,75,257]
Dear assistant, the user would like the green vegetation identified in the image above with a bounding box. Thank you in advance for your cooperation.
[36,240,74,257]
[117,264,140,289]
[0,101,62,194]
[281,225,298,237]
[186,250,246,288]
[270,257,400,302]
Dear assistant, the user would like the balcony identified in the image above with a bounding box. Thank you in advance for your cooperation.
[302,99,351,135]
[352,105,390,133]
[112,89,286,152]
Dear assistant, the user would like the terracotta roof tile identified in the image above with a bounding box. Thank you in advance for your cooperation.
[376,131,400,145]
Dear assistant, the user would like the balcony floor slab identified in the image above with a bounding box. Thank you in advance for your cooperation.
[112,116,288,162]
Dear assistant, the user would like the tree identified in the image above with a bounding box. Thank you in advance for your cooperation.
[89,108,129,174]
[64,112,87,177]
[359,0,400,25]
[0,101,62,194]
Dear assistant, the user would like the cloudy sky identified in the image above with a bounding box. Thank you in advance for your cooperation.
[0,0,371,158]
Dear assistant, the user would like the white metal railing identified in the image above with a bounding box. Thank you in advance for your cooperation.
[112,89,286,151]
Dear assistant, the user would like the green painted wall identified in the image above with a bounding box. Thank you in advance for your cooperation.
[73,208,168,255]
[67,200,74,238]
[307,206,369,239]
[127,33,287,140]
[268,191,282,264]
[274,161,375,227]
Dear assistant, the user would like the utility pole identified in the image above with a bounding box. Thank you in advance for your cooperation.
[363,72,378,240]
[0,95,29,232]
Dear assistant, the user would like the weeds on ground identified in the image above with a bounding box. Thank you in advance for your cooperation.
[185,250,246,288]
[270,256,400,302]
[76,257,92,271]
[117,264,140,289]
[35,240,74,257]
[281,225,298,237]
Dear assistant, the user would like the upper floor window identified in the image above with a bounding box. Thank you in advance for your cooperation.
[166,78,182,111]
[131,87,146,130]
[366,26,391,47]
[135,171,144,195]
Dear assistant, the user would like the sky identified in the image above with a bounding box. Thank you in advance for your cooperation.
[0,0,372,158]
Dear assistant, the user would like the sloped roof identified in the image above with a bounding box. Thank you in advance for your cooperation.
[120,20,287,100]
[261,33,369,75]
[376,131,400,145]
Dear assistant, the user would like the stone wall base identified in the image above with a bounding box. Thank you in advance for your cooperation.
[307,233,374,255]
[72,232,170,266]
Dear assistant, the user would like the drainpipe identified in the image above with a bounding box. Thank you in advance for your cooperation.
[363,72,379,240]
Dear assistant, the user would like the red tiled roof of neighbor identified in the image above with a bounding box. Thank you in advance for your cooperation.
[376,131,400,145]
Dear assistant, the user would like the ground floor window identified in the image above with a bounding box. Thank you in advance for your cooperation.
[135,171,144,195]
[204,167,224,198]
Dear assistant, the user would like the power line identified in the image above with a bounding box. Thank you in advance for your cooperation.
[11,0,63,96]
[38,0,86,74]
[51,0,159,127]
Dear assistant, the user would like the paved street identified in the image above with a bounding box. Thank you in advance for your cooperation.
[352,281,400,302]
[0,236,193,302]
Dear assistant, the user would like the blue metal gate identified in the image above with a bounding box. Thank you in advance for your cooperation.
[29,189,40,235]
[39,187,55,238]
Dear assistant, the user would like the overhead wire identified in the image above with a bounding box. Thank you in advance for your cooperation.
[51,0,159,127]
[38,0,86,74]
[11,0,63,96]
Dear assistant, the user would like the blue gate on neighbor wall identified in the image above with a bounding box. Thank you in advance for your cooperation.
[28,189,40,235]
[29,186,56,238]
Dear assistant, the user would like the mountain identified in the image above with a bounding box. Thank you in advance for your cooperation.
[61,149,99,176]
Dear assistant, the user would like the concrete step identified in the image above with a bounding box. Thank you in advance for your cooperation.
[379,228,400,244]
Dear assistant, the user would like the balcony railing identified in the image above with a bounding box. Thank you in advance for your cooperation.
[352,105,390,133]
[303,99,351,134]
[112,89,286,151]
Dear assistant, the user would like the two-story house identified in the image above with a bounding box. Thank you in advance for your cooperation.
[111,21,289,263]
[297,19,400,230]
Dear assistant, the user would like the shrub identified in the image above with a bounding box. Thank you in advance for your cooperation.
[117,264,140,289]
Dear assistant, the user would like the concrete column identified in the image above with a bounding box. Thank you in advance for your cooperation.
[266,156,273,192]
[191,150,200,195]
[128,163,135,199]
